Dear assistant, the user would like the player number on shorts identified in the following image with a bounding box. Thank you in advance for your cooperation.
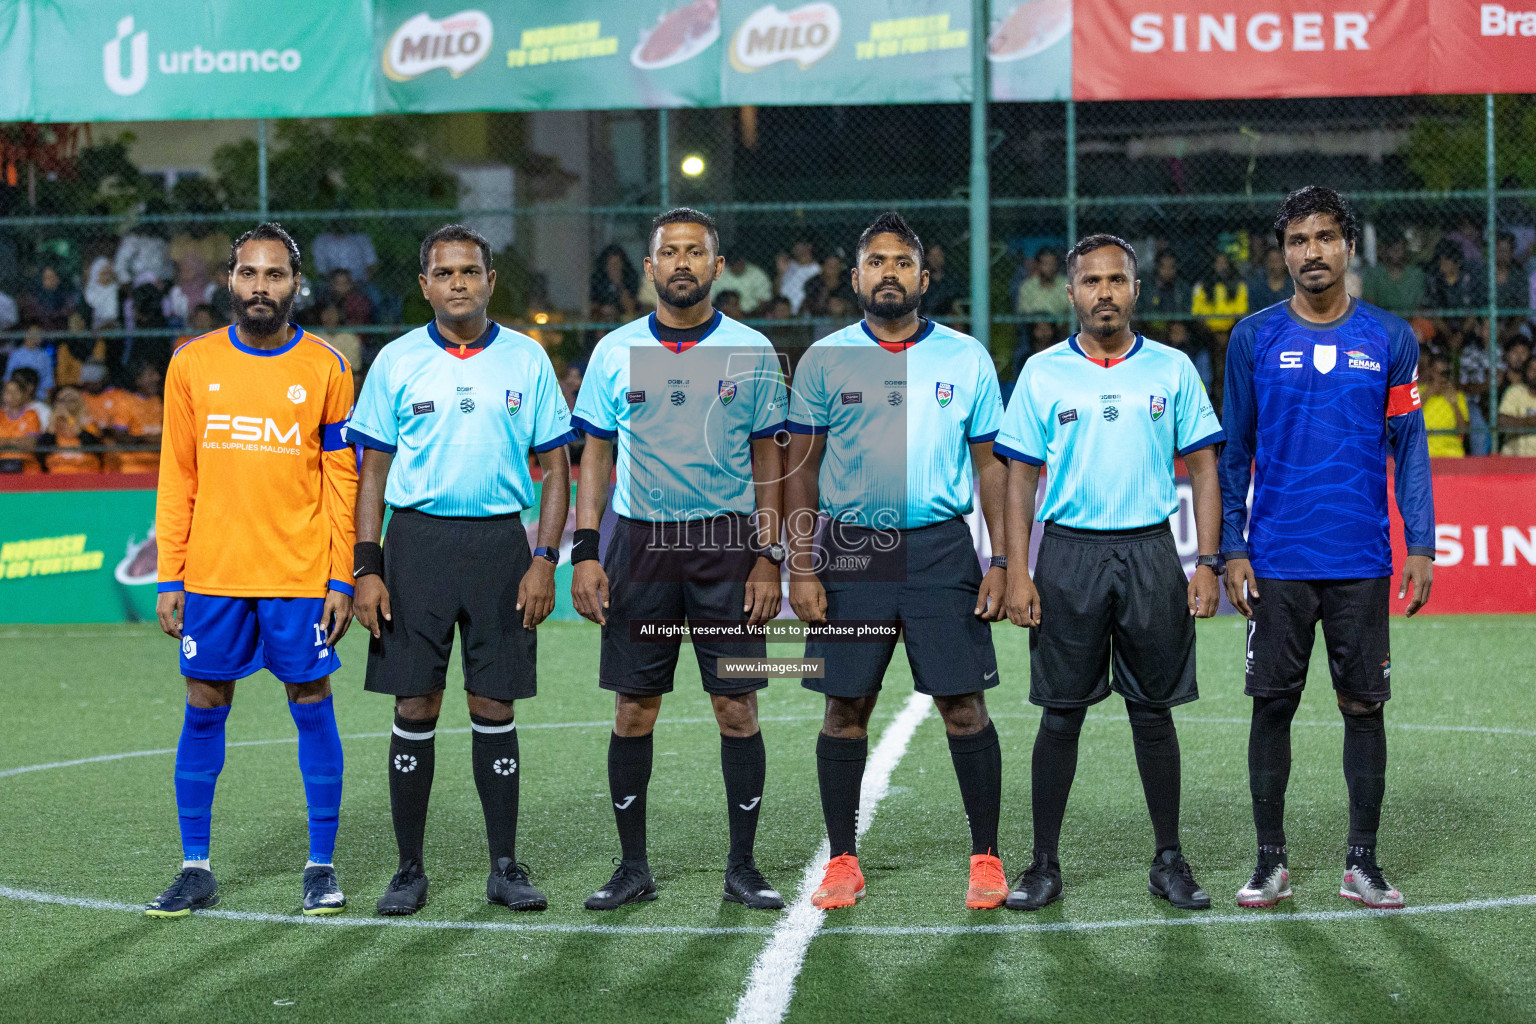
[313,623,327,646]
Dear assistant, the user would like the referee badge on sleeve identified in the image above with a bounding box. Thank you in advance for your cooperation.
[506,390,522,417]
[1150,395,1166,421]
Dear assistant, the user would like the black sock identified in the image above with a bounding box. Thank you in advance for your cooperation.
[947,722,1002,857]
[1249,695,1300,848]
[1342,705,1387,849]
[608,732,653,869]
[388,713,437,869]
[470,714,520,870]
[1127,702,1183,856]
[721,731,766,864]
[816,732,867,859]
[1030,707,1085,863]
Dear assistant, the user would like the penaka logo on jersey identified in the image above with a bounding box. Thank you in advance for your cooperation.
[1127,11,1374,54]
[203,414,302,453]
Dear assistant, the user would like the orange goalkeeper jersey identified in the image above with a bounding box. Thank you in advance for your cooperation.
[156,325,357,598]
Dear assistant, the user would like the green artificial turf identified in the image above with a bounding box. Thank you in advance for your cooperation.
[0,617,1532,1024]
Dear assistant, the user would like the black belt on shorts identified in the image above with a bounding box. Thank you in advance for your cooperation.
[390,506,524,523]
[829,515,964,537]
[616,511,751,526]
[1043,520,1171,543]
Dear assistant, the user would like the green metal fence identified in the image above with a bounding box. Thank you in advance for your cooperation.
[3,93,1535,458]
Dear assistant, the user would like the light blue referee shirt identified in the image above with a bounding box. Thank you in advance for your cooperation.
[787,319,1003,530]
[570,311,788,522]
[995,334,1223,530]
[346,321,577,517]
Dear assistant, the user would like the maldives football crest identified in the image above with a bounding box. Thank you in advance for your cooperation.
[935,382,954,408]
[718,380,737,406]
[506,390,522,416]
[1149,395,1166,421]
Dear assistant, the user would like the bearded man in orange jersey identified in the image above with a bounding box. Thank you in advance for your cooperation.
[147,223,357,919]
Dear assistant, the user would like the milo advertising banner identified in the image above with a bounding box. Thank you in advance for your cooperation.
[374,0,723,112]
[985,0,1071,100]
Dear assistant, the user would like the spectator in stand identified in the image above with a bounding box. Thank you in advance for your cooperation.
[803,252,856,318]
[759,293,812,363]
[1191,251,1249,335]
[1418,353,1469,457]
[1164,319,1215,394]
[1362,234,1424,314]
[1504,336,1532,392]
[21,266,77,331]
[113,220,174,287]
[1014,246,1071,320]
[165,254,216,328]
[921,243,962,319]
[327,268,375,325]
[1444,215,1485,268]
[1010,319,1061,379]
[712,252,774,314]
[1498,356,1536,456]
[776,241,820,314]
[1247,247,1293,310]
[38,396,103,475]
[317,304,362,369]
[107,361,164,474]
[9,366,50,431]
[1493,232,1529,312]
[5,323,54,399]
[591,243,640,317]
[0,377,41,473]
[715,289,745,321]
[0,288,16,331]
[1143,250,1191,332]
[312,220,378,284]
[1425,239,1481,317]
[78,360,128,438]
[168,221,232,279]
[560,361,585,466]
[83,255,122,329]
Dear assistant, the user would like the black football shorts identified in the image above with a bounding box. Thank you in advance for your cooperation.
[1243,576,1392,703]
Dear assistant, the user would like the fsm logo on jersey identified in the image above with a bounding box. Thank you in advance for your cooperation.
[102,14,303,97]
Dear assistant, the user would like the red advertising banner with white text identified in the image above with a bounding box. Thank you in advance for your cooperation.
[1072,0,1432,100]
[1429,0,1536,94]
[1388,459,1536,615]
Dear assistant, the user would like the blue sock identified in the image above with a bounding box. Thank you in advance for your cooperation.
[175,703,231,864]
[289,696,344,864]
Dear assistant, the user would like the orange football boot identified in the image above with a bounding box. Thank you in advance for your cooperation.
[965,853,1008,909]
[811,853,866,910]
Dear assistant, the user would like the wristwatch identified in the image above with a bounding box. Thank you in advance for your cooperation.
[988,555,1008,569]
[533,546,559,565]
[1196,554,1223,574]
[754,542,787,566]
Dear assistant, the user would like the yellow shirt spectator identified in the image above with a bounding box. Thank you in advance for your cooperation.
[1421,392,1468,457]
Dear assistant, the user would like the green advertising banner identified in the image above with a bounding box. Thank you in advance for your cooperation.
[28,0,376,122]
[985,0,1071,100]
[374,1,722,113]
[0,485,581,625]
[720,0,973,106]
[0,1,32,122]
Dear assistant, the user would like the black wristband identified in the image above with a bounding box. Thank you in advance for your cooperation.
[353,542,383,580]
[571,528,601,564]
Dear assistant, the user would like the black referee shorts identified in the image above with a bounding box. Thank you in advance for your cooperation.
[364,508,537,702]
[1029,521,1197,710]
[599,514,768,697]
[803,516,1000,700]
[1244,576,1392,704]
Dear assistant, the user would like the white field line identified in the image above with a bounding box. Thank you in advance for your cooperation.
[2,883,1532,940]
[727,692,933,1024]
[0,714,828,779]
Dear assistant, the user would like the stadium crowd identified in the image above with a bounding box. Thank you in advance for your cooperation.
[4,216,1536,474]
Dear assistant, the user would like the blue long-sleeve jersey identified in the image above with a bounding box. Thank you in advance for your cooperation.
[1218,299,1435,580]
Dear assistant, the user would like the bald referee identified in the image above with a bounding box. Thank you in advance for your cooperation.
[347,224,576,916]
[997,234,1223,912]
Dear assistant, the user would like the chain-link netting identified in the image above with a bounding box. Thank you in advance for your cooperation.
[2,95,1534,474]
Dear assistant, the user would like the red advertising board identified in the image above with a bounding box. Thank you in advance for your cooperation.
[1388,458,1536,615]
[1430,0,1536,94]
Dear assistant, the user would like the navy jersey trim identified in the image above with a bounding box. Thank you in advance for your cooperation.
[968,430,999,444]
[750,420,788,440]
[227,323,304,358]
[321,421,350,451]
[1177,428,1225,456]
[786,420,828,435]
[648,310,723,349]
[313,338,348,372]
[427,319,499,353]
[1066,333,1143,363]
[346,425,397,454]
[992,440,1043,465]
[569,414,617,440]
[532,429,579,453]
[859,317,936,347]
